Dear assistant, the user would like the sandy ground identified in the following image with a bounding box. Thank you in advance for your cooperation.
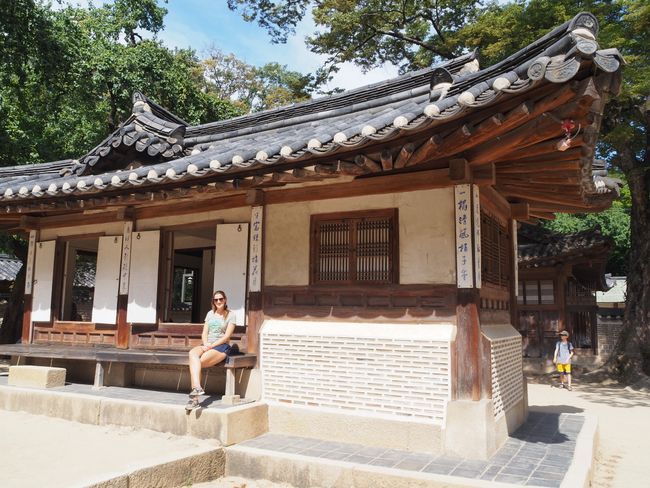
[527,380,650,488]
[0,410,220,488]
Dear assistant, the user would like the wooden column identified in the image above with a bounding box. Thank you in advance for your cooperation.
[246,190,264,355]
[21,230,38,343]
[453,184,485,401]
[116,221,133,349]
[455,288,482,400]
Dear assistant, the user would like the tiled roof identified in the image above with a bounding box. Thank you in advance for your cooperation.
[0,254,22,281]
[0,12,623,205]
[518,223,611,266]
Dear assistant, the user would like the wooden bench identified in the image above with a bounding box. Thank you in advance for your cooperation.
[0,344,256,397]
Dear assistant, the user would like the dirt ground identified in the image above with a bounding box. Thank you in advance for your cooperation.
[527,374,650,488]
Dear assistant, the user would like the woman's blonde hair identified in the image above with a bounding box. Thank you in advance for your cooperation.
[211,290,229,314]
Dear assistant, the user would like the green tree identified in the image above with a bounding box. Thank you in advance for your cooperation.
[202,48,323,111]
[227,0,482,72]
[0,0,243,342]
[230,0,648,378]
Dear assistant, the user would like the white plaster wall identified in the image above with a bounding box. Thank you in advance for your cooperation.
[265,188,455,286]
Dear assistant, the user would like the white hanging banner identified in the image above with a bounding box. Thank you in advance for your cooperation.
[92,235,122,324]
[119,221,133,296]
[31,240,56,322]
[214,223,249,325]
[248,206,263,293]
[472,185,482,288]
[24,230,38,295]
[455,184,474,288]
[127,230,160,324]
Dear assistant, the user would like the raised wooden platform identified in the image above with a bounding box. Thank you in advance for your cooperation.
[0,344,257,395]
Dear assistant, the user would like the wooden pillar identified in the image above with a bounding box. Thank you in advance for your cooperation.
[452,184,485,401]
[116,221,133,349]
[21,230,38,343]
[246,191,264,355]
[455,288,482,400]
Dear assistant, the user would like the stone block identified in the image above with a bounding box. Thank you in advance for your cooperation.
[8,365,66,389]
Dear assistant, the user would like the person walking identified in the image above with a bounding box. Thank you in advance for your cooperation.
[185,290,236,410]
[553,330,575,390]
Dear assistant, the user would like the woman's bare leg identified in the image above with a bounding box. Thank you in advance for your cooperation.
[188,346,205,390]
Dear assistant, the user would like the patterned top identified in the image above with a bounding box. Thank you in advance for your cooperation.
[205,310,236,344]
[555,341,574,364]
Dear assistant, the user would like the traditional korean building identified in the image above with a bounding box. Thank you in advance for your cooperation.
[516,223,612,358]
[0,13,623,458]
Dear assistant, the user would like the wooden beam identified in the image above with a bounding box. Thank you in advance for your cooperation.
[449,158,470,182]
[529,211,556,220]
[354,154,382,173]
[403,135,443,167]
[380,150,393,171]
[393,143,415,169]
[473,163,496,186]
[18,208,133,230]
[246,189,265,206]
[264,168,453,205]
[510,203,530,220]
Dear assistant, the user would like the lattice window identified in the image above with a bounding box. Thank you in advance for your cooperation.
[481,211,510,288]
[311,209,398,285]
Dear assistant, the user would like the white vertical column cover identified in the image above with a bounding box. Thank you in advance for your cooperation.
[214,223,249,325]
[31,240,56,322]
[248,206,263,292]
[472,184,482,288]
[92,235,123,324]
[127,230,160,324]
[24,230,38,295]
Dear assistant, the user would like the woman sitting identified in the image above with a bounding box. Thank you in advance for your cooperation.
[186,290,236,409]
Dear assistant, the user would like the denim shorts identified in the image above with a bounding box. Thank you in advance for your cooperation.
[212,343,232,355]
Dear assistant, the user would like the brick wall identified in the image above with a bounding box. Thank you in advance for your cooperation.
[597,313,624,359]
[261,320,454,423]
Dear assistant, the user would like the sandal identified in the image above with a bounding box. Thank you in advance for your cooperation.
[189,387,205,397]
[185,397,200,411]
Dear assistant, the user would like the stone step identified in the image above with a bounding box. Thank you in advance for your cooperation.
[226,434,516,488]
[8,365,66,388]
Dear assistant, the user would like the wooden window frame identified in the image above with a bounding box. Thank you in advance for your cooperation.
[310,208,399,286]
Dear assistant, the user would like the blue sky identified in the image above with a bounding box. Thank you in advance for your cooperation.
[63,0,399,91]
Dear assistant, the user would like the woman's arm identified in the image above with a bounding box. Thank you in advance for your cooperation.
[201,322,210,351]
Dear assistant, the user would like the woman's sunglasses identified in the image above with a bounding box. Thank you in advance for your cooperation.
[213,297,225,302]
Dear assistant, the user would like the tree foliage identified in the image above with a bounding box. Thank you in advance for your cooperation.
[227,0,482,72]
[202,47,323,111]
[0,0,244,167]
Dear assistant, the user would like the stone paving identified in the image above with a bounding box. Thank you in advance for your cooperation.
[238,411,583,487]
[0,375,251,409]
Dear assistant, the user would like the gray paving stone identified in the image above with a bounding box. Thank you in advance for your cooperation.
[345,454,376,464]
[494,473,528,484]
[501,466,535,477]
[394,458,431,471]
[320,450,352,461]
[421,463,455,475]
[449,467,485,478]
[532,468,566,480]
[369,457,398,468]
[300,448,331,457]
[526,478,561,487]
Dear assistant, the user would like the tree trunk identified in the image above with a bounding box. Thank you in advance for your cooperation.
[607,105,650,380]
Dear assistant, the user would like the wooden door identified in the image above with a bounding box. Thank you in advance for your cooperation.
[92,235,122,324]
[127,231,160,324]
[31,241,56,323]
[214,223,249,324]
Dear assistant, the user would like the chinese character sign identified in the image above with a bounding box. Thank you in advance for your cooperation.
[119,221,133,295]
[473,185,482,288]
[455,184,474,288]
[24,230,37,295]
[248,206,263,292]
